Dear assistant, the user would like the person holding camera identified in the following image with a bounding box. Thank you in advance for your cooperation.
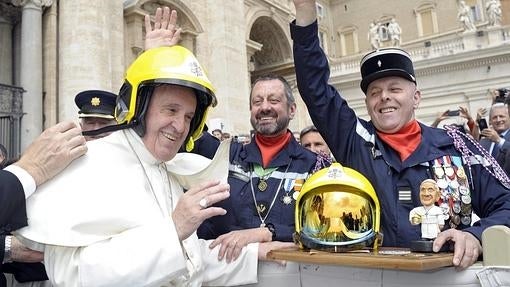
[479,103,510,160]
[430,106,477,138]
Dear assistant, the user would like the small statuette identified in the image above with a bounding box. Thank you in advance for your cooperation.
[283,194,292,205]
[258,179,267,192]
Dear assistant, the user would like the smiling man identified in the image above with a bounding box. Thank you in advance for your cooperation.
[198,74,317,262]
[479,103,510,159]
[14,44,289,286]
[290,0,510,270]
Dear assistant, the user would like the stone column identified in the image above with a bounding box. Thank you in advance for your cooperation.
[42,0,57,126]
[13,0,51,151]
[58,0,124,122]
[0,14,13,85]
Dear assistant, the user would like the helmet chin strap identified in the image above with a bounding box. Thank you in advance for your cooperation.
[82,121,138,137]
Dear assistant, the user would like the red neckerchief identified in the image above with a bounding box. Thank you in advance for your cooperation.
[376,120,422,161]
[255,131,292,168]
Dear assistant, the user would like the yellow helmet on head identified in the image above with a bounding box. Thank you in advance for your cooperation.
[115,46,217,151]
[294,162,381,252]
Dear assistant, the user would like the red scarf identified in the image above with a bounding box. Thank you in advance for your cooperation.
[376,120,422,161]
[255,132,292,168]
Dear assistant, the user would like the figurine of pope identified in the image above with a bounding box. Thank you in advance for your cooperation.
[409,179,445,239]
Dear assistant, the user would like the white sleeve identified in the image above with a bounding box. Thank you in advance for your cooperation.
[4,165,36,198]
[201,241,259,286]
[44,219,188,287]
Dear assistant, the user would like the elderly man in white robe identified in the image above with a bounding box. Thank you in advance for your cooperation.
[15,8,292,287]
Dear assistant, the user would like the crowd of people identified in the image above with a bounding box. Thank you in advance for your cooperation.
[1,1,509,286]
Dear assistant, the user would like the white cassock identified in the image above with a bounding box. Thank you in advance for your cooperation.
[15,129,258,287]
[409,205,445,239]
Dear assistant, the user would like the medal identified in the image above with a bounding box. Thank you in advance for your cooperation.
[461,215,471,226]
[451,214,461,225]
[253,164,277,192]
[461,194,471,204]
[453,201,461,214]
[258,179,267,192]
[283,194,292,205]
[461,203,472,215]
[456,168,466,179]
[449,180,459,189]
[256,203,267,214]
[437,178,448,189]
[292,191,299,200]
[451,156,467,179]
[434,167,445,178]
[443,156,455,178]
[459,186,469,195]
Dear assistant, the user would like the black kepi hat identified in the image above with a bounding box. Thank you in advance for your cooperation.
[360,48,416,94]
[75,90,117,119]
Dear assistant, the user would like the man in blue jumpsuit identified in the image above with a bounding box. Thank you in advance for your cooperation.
[199,75,318,262]
[290,0,510,269]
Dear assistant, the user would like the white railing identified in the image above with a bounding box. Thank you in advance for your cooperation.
[328,25,510,77]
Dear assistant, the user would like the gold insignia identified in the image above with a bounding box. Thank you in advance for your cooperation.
[91,97,101,106]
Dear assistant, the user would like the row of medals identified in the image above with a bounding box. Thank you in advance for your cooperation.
[432,156,472,228]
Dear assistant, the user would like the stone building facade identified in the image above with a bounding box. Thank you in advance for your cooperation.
[0,0,509,156]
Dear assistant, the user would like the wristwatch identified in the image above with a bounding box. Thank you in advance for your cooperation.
[266,223,276,241]
[3,235,12,264]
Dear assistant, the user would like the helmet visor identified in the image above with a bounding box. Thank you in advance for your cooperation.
[298,189,378,251]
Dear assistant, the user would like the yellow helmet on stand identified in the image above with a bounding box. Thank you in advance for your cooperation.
[294,162,381,252]
[115,46,217,151]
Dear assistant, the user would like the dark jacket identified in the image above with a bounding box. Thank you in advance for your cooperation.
[290,20,510,247]
[198,134,317,241]
[0,170,48,285]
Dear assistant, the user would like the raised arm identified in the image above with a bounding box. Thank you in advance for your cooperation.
[294,0,317,27]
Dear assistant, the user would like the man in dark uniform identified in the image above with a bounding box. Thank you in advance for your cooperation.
[74,90,117,141]
[199,74,318,262]
[187,125,220,159]
[290,0,510,269]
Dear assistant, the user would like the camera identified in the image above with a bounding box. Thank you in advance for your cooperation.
[477,118,488,131]
[446,110,460,117]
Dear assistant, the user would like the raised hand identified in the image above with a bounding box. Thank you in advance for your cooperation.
[172,180,230,241]
[144,7,182,50]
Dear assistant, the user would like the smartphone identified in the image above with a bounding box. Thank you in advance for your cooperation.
[447,110,460,117]
[478,118,488,131]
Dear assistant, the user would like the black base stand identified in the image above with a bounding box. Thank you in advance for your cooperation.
[410,240,434,252]
[410,239,451,253]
